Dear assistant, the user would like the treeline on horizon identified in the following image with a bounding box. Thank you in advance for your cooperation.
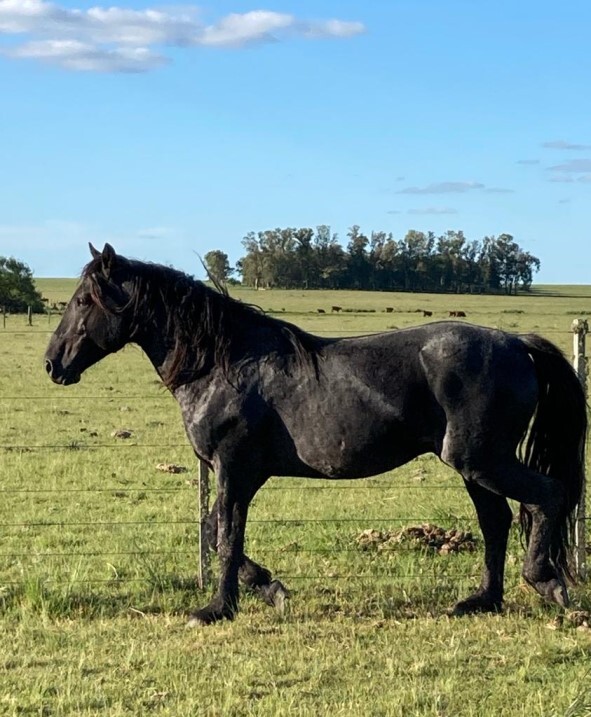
[206,225,540,295]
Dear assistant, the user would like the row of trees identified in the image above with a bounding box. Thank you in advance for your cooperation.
[0,256,45,312]
[205,226,540,294]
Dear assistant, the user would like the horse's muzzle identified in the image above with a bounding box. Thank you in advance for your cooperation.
[45,358,80,385]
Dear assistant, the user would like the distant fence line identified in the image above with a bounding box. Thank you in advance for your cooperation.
[0,319,588,592]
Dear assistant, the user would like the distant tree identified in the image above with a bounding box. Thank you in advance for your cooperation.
[238,233,265,288]
[346,225,370,289]
[0,256,45,312]
[400,230,435,290]
[515,250,540,291]
[313,225,346,288]
[480,235,502,290]
[203,250,234,283]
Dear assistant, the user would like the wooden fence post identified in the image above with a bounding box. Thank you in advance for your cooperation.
[197,459,212,590]
[2,307,5,329]
[572,318,588,580]
[27,305,32,327]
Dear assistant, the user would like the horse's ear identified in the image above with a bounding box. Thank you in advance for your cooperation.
[101,243,117,278]
[89,243,101,260]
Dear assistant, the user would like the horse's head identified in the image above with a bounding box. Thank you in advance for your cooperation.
[45,243,133,385]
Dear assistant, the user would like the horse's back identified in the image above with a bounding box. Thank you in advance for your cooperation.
[327,321,532,394]
[332,321,539,453]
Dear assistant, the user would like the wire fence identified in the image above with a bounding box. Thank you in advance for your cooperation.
[0,318,589,599]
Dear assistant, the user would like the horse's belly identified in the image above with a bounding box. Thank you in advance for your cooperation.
[273,371,430,479]
[292,423,422,479]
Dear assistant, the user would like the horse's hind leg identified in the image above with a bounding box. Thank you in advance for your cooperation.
[464,462,569,608]
[205,497,289,608]
[452,480,513,616]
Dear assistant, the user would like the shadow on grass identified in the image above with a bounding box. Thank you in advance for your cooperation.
[0,574,209,620]
[529,285,591,299]
[3,571,586,624]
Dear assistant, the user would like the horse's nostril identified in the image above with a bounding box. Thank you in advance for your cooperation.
[45,359,53,376]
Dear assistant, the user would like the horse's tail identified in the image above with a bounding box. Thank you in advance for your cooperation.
[518,333,587,583]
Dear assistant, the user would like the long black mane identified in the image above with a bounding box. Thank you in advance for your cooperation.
[82,256,321,388]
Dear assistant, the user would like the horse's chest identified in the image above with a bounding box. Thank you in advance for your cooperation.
[175,383,252,460]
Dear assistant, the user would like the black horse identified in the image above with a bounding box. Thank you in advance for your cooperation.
[45,244,587,624]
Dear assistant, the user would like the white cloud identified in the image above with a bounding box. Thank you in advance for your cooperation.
[407,207,458,215]
[548,175,574,183]
[301,19,366,39]
[547,159,591,173]
[198,11,294,47]
[542,140,591,150]
[396,181,484,195]
[0,1,365,72]
[0,2,206,44]
[136,226,176,240]
[5,39,167,72]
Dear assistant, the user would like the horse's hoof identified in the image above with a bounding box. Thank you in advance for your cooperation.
[187,602,236,626]
[268,580,290,614]
[451,592,502,616]
[526,576,569,608]
[257,580,291,612]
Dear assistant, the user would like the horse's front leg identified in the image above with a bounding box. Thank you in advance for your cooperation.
[205,497,290,609]
[189,470,250,625]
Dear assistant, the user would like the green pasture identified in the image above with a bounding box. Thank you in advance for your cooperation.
[0,281,590,716]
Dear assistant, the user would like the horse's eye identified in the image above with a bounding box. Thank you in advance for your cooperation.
[76,295,92,307]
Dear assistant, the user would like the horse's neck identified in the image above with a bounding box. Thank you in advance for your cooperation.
[131,302,181,383]
[132,295,221,389]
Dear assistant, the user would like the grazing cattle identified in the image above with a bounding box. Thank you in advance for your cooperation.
[45,243,587,624]
[386,307,394,313]
[317,309,326,314]
[331,306,342,313]
[423,310,433,317]
[449,311,467,318]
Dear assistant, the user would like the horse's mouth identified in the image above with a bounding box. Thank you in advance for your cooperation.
[60,373,81,386]
[49,372,81,386]
[45,359,81,386]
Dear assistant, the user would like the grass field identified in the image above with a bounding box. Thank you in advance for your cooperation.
[0,279,590,716]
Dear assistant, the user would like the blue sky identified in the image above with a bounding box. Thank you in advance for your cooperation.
[0,0,589,282]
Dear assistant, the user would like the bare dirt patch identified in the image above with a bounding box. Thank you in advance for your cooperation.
[355,523,477,554]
